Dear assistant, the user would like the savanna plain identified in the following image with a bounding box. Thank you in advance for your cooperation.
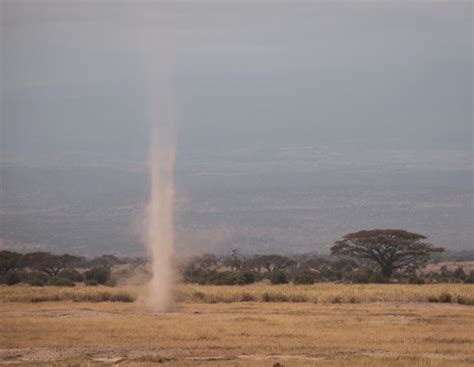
[0,283,473,366]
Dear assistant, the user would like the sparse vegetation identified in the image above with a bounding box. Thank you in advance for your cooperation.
[2,246,472,290]
[0,284,137,303]
[176,283,474,305]
[2,283,472,305]
[0,299,472,366]
[0,245,472,367]
[85,267,112,285]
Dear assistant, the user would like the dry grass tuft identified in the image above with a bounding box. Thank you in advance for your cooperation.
[0,283,473,306]
[176,283,474,305]
[0,284,137,303]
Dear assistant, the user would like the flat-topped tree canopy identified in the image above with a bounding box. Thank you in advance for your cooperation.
[19,252,83,277]
[331,229,444,278]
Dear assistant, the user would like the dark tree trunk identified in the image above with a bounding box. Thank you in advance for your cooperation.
[381,266,392,278]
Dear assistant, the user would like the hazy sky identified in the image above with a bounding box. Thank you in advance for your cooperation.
[0,1,472,255]
[1,0,472,163]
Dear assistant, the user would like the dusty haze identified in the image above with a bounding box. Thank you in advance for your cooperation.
[141,29,177,311]
[146,121,176,312]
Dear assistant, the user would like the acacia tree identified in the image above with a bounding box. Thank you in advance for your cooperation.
[245,255,296,273]
[0,251,22,275]
[187,254,218,272]
[20,252,81,276]
[223,248,244,272]
[331,229,444,278]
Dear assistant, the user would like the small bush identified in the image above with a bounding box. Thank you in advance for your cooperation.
[456,295,474,306]
[240,292,256,302]
[85,267,111,285]
[464,272,474,284]
[289,294,308,302]
[345,269,371,284]
[110,268,133,286]
[348,296,359,304]
[241,272,257,285]
[47,276,75,287]
[369,272,389,284]
[261,292,289,302]
[270,271,288,285]
[439,292,452,303]
[26,272,49,287]
[293,272,315,285]
[31,295,61,302]
[192,291,206,301]
[211,272,240,285]
[110,292,135,302]
[408,274,425,284]
[58,269,84,282]
[71,291,135,303]
[4,270,22,285]
[453,266,466,281]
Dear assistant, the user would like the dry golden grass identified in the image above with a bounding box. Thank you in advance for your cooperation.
[1,282,473,305]
[176,283,474,305]
[0,283,137,303]
[1,284,473,365]
[0,299,473,366]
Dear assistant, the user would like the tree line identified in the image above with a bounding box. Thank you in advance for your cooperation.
[1,229,473,287]
[0,252,137,287]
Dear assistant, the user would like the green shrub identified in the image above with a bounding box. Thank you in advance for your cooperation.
[47,276,75,287]
[293,271,315,285]
[368,272,389,283]
[210,272,239,285]
[453,266,466,281]
[26,272,49,287]
[186,271,258,286]
[345,269,371,284]
[241,272,257,284]
[408,274,425,284]
[464,271,474,284]
[270,271,288,285]
[85,267,111,285]
[3,270,22,285]
[58,269,84,282]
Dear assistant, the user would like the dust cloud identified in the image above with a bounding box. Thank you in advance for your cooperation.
[142,39,177,312]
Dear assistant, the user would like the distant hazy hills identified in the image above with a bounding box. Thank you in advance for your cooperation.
[1,150,472,256]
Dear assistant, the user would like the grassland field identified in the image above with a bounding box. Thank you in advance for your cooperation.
[0,283,473,366]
